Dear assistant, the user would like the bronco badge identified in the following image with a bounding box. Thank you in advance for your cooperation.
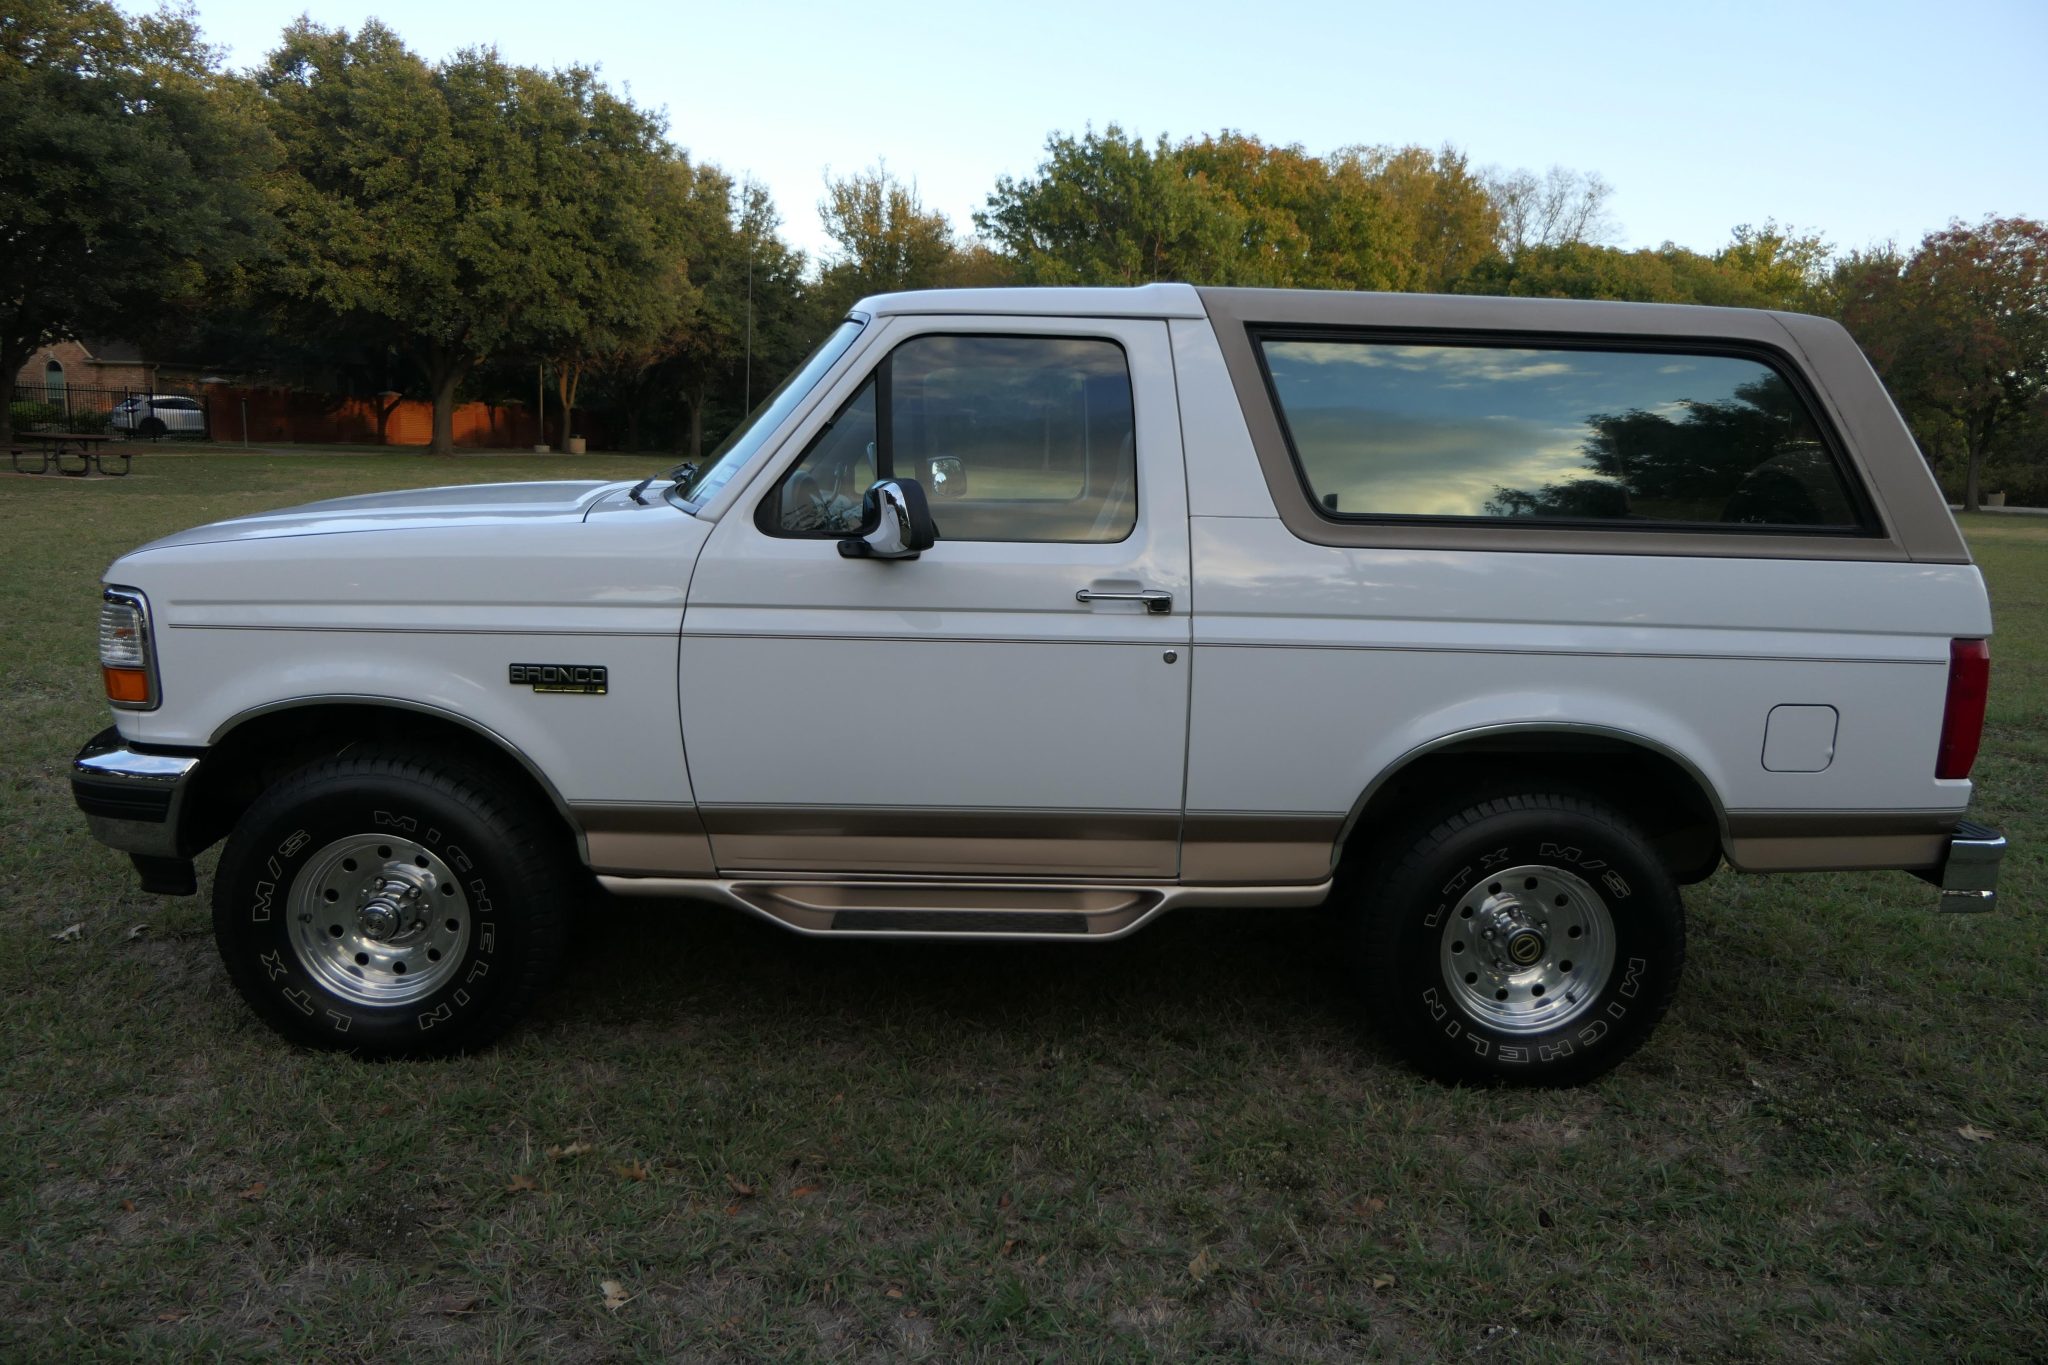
[509,663,608,695]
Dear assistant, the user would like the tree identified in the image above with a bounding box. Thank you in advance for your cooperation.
[1714,220,1831,312]
[1329,144,1500,293]
[1482,164,1617,258]
[525,74,698,449]
[258,23,685,454]
[1840,217,2048,510]
[976,128,1502,293]
[815,163,960,315]
[0,0,269,444]
[666,175,811,459]
[976,125,1241,285]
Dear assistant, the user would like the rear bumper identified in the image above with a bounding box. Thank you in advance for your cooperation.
[1916,819,2006,913]
[72,726,202,861]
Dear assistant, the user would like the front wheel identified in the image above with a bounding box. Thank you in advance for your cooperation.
[212,750,580,1056]
[1354,792,1685,1086]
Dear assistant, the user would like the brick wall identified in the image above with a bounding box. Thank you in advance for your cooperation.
[13,340,155,394]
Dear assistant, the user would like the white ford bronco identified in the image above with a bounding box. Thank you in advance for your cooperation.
[73,285,2006,1084]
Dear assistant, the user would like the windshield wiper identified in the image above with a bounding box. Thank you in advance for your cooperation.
[627,476,654,505]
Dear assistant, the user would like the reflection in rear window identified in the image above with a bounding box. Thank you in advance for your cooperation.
[1258,338,1867,531]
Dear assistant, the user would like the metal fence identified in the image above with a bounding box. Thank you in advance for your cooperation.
[8,383,211,437]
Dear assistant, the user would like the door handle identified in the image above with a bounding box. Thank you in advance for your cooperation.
[1074,587,1173,615]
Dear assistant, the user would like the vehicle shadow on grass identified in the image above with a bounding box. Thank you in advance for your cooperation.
[537,893,1378,1057]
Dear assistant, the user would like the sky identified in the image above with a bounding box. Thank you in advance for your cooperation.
[162,0,2048,269]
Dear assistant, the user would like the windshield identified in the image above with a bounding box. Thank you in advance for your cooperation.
[669,317,868,507]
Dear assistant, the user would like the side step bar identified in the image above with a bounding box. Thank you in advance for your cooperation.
[597,875,1332,941]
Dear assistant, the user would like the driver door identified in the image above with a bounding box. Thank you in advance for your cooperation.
[679,315,1192,879]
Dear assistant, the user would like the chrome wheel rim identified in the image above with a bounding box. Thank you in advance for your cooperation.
[1440,863,1616,1033]
[287,834,471,1007]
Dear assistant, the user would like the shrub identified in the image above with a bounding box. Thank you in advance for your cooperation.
[10,400,63,429]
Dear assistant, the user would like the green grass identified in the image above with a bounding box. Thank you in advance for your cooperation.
[2,456,2044,1362]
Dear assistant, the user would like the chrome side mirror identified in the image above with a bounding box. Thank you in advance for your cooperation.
[838,477,938,560]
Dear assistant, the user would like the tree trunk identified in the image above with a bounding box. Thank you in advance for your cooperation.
[1963,443,1983,513]
[688,384,707,460]
[555,361,582,446]
[416,337,470,456]
[0,342,28,446]
[430,368,460,455]
[374,394,403,446]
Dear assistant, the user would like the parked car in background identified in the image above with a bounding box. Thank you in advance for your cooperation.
[110,394,206,437]
[70,284,2004,1085]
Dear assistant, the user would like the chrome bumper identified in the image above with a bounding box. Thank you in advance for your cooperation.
[1924,819,2006,913]
[72,727,202,860]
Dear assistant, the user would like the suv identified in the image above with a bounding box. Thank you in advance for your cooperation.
[70,286,2005,1084]
[110,394,206,437]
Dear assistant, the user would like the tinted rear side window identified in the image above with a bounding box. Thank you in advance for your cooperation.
[1257,338,1869,532]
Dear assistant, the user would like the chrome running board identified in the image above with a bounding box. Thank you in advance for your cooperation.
[595,875,1332,941]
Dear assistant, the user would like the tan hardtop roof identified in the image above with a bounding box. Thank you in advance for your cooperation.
[852,282,1826,339]
[1195,285,1820,340]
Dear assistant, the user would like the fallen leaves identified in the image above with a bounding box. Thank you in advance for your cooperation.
[50,923,83,943]
[1372,1274,1396,1291]
[790,1181,822,1198]
[546,1141,595,1161]
[600,1279,631,1311]
[237,1182,267,1202]
[119,1199,137,1213]
[1187,1248,1214,1281]
[724,1173,756,1198]
[505,1173,538,1194]
[612,1161,650,1182]
[124,923,149,940]
[1350,1195,1387,1219]
[1958,1124,1997,1143]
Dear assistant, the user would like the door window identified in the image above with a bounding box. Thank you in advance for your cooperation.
[763,334,1138,543]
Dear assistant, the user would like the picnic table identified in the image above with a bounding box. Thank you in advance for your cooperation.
[8,431,129,477]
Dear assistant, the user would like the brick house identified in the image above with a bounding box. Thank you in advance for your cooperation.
[13,338,158,400]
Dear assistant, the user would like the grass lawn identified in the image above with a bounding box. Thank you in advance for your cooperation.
[2,454,2043,1362]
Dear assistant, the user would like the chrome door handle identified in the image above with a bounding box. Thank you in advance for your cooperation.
[1074,587,1174,615]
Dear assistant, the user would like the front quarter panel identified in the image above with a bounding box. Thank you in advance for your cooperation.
[108,510,707,808]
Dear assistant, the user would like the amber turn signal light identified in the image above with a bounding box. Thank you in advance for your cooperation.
[103,666,151,704]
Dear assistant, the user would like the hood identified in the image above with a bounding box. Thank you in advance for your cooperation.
[128,479,633,552]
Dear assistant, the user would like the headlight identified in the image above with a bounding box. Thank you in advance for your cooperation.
[98,588,158,709]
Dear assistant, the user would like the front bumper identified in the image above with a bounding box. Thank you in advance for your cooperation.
[1918,819,2007,913]
[73,727,204,892]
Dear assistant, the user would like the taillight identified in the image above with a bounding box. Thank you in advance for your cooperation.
[1936,638,1989,780]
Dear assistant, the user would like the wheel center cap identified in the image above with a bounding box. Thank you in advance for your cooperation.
[355,864,433,942]
[1507,929,1546,966]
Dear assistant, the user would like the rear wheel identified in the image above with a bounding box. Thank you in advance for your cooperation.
[1354,792,1684,1086]
[137,416,166,439]
[212,749,580,1056]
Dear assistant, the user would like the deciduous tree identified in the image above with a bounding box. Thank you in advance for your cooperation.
[0,0,269,444]
[1840,217,2048,510]
[259,23,685,454]
[816,163,960,316]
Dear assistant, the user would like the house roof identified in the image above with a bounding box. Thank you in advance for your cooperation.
[80,338,150,363]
